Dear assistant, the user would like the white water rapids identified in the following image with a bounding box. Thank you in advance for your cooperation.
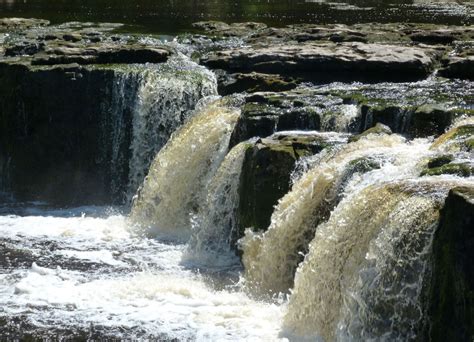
[1,101,472,340]
[0,207,285,340]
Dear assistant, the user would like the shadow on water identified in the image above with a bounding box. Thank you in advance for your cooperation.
[0,0,472,34]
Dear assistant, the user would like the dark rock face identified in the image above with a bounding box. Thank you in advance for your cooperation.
[234,133,340,245]
[0,63,124,204]
[360,103,458,138]
[0,20,176,205]
[439,57,474,81]
[427,186,474,342]
[202,42,437,83]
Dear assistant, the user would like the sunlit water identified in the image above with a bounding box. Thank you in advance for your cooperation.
[0,206,285,340]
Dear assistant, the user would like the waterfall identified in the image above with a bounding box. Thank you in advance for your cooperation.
[104,55,218,202]
[183,140,253,269]
[282,179,471,341]
[321,104,360,132]
[129,97,241,241]
[240,134,431,297]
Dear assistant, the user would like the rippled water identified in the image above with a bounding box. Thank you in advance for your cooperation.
[0,0,472,34]
[0,206,285,340]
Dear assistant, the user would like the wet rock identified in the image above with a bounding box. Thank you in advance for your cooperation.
[0,62,126,205]
[427,186,474,342]
[0,18,49,31]
[432,124,474,152]
[31,45,171,65]
[410,104,456,137]
[349,123,392,142]
[359,102,460,138]
[217,71,299,95]
[63,33,83,42]
[5,41,45,57]
[201,42,437,82]
[235,134,334,241]
[409,31,456,45]
[192,21,267,37]
[229,98,322,147]
[421,162,473,177]
[439,57,474,81]
[427,155,454,169]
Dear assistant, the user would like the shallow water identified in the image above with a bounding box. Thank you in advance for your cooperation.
[0,206,285,340]
[0,0,472,34]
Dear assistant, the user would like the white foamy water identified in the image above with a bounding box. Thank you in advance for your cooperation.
[0,208,285,340]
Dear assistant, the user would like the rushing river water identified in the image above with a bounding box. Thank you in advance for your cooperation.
[0,0,473,339]
[0,205,285,340]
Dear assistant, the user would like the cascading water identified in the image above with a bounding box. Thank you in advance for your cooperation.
[129,97,241,241]
[240,134,430,296]
[276,118,474,340]
[320,104,360,132]
[283,179,472,341]
[103,55,218,202]
[183,140,254,269]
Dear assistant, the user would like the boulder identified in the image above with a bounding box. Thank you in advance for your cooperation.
[234,133,339,245]
[202,42,437,82]
[427,186,474,342]
[432,124,474,152]
[439,57,474,81]
[421,162,473,177]
[349,123,392,142]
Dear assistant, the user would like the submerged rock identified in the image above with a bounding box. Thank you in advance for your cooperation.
[427,186,474,342]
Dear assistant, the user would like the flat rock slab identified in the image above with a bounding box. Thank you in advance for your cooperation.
[0,18,50,31]
[31,45,171,65]
[202,42,437,82]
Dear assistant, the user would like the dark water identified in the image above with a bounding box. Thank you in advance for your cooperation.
[0,0,472,34]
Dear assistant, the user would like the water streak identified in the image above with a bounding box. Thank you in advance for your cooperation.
[282,180,469,341]
[241,134,430,296]
[184,141,254,269]
[103,56,217,202]
[130,98,241,241]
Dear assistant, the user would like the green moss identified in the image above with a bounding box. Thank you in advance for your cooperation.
[349,122,392,142]
[432,124,474,151]
[421,162,472,177]
[427,155,454,169]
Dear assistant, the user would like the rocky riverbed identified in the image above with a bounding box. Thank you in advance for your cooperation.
[0,15,473,341]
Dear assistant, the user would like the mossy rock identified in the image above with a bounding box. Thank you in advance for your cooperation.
[218,72,299,95]
[233,134,336,249]
[426,186,474,341]
[421,162,473,177]
[432,124,474,152]
[349,122,392,142]
[409,104,456,138]
[427,155,454,169]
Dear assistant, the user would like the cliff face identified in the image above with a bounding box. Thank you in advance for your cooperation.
[0,63,119,204]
